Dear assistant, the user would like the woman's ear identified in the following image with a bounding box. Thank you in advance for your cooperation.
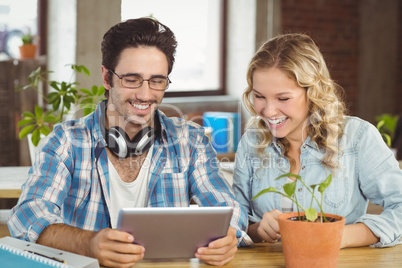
[101,65,112,90]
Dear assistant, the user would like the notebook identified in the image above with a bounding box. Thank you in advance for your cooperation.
[116,206,233,259]
[0,236,99,268]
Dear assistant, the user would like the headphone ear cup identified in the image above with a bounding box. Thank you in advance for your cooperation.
[106,126,131,158]
[129,126,156,156]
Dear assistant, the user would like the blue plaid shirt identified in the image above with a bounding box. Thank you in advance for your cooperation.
[8,101,250,246]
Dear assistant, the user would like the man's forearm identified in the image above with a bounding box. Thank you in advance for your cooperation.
[36,223,96,257]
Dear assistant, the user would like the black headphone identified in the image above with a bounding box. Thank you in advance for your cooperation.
[106,126,156,158]
[99,100,158,158]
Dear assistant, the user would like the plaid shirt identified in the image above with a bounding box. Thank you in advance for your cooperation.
[8,101,250,246]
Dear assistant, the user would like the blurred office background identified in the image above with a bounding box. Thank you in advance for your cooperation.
[0,0,401,166]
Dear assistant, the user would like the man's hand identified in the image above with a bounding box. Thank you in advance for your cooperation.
[89,228,145,268]
[37,224,144,268]
[195,227,238,266]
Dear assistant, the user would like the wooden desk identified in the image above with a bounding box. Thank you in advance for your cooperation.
[1,221,401,268]
[129,242,402,268]
[0,166,30,198]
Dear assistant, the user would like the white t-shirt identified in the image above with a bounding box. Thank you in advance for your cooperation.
[109,145,153,228]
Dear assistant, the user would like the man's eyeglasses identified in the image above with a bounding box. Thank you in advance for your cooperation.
[108,69,171,91]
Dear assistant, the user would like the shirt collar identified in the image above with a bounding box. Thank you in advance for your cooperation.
[268,135,320,153]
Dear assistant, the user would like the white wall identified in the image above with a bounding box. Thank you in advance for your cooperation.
[47,0,120,95]
[46,0,258,124]
[47,0,77,86]
[226,0,257,125]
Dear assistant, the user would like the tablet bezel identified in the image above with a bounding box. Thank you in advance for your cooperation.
[116,206,234,259]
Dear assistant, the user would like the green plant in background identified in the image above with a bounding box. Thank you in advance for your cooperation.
[375,113,399,147]
[21,33,35,45]
[17,64,106,146]
[251,173,332,223]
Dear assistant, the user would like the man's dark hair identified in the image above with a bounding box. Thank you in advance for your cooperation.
[101,17,177,95]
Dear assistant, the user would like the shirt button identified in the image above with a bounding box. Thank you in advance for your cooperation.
[301,166,305,170]
[298,188,302,192]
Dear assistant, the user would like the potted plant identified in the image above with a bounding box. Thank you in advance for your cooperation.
[17,64,105,148]
[375,113,399,147]
[19,33,37,59]
[252,173,345,268]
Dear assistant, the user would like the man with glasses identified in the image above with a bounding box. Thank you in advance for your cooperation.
[8,17,249,267]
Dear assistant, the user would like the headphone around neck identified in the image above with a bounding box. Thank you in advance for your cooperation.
[99,100,158,158]
[106,126,156,158]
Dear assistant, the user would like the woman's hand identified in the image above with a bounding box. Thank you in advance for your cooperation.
[248,209,282,243]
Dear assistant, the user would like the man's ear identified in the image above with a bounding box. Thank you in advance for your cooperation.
[101,65,112,90]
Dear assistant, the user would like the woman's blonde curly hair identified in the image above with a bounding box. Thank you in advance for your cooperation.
[243,33,346,169]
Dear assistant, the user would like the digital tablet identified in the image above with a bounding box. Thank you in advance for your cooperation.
[116,206,233,259]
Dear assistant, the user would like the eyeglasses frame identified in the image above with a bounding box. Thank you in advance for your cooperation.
[108,68,171,91]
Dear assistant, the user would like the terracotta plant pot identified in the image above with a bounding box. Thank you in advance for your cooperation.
[19,44,37,59]
[278,212,345,268]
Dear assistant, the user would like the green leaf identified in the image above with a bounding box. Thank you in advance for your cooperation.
[84,107,95,116]
[22,111,35,119]
[251,187,278,201]
[80,98,93,104]
[40,125,51,136]
[72,64,90,76]
[305,208,318,222]
[31,128,41,146]
[81,65,90,76]
[91,85,98,95]
[318,174,332,193]
[274,172,301,181]
[97,86,105,96]
[376,120,385,131]
[53,98,61,110]
[80,88,92,96]
[64,100,71,110]
[283,181,296,198]
[310,184,317,191]
[19,124,36,139]
[64,95,75,105]
[50,81,61,91]
[69,88,78,95]
[17,118,35,127]
[47,92,60,104]
[43,113,58,123]
[382,133,392,147]
[60,81,69,92]
[34,105,43,119]
[29,67,42,79]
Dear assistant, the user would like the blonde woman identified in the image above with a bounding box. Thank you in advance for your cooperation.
[233,33,402,248]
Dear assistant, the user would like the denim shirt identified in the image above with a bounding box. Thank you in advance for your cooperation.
[233,116,402,247]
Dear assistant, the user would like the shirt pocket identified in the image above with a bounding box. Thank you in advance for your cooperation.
[323,150,355,209]
[323,175,349,208]
[162,172,189,206]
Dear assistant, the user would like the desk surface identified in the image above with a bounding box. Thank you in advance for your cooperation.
[134,243,402,268]
[0,166,30,198]
[1,223,401,267]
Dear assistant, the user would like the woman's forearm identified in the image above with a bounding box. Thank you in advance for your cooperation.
[247,222,264,243]
[340,223,379,248]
